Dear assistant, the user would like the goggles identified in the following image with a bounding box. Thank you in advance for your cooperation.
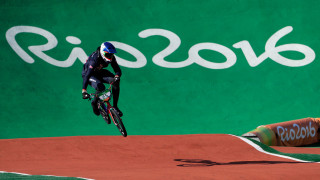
[103,51,114,60]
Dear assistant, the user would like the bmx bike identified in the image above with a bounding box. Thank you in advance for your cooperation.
[88,81,127,137]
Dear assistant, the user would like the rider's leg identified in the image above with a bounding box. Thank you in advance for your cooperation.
[89,77,105,116]
[99,70,123,117]
[112,79,120,107]
[112,80,123,117]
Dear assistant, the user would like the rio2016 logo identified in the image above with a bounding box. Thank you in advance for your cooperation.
[6,25,316,69]
[276,122,317,142]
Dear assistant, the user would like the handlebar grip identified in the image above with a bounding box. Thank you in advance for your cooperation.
[82,92,90,99]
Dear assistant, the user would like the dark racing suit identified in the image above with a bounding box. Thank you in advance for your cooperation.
[82,47,122,109]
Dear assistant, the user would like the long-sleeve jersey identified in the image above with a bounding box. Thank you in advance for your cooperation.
[82,47,122,90]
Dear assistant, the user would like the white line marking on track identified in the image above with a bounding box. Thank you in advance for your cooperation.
[0,171,95,180]
[231,135,320,163]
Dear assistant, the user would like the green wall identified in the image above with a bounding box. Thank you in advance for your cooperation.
[1,0,320,138]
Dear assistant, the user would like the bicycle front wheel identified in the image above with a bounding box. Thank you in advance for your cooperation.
[109,108,127,137]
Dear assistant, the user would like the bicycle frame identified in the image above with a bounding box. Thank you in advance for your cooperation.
[99,100,119,125]
[89,82,121,126]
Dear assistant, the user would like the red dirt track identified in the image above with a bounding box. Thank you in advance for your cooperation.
[0,134,319,179]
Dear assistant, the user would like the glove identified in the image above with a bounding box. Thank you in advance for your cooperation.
[82,89,90,99]
[114,75,120,82]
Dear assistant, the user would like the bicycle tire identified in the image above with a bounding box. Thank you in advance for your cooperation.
[109,108,127,137]
[99,102,111,124]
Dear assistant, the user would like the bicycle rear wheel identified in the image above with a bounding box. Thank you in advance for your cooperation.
[109,108,127,137]
[99,102,111,124]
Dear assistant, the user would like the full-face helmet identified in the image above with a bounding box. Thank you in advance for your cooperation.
[100,42,117,62]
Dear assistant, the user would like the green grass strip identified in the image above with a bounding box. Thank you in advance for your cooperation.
[0,172,91,180]
[246,137,320,162]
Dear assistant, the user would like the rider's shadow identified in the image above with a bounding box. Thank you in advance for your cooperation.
[174,159,305,167]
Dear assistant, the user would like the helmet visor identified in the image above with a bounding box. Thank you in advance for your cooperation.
[103,51,114,60]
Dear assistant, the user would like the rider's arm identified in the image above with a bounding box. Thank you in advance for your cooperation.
[111,56,122,77]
